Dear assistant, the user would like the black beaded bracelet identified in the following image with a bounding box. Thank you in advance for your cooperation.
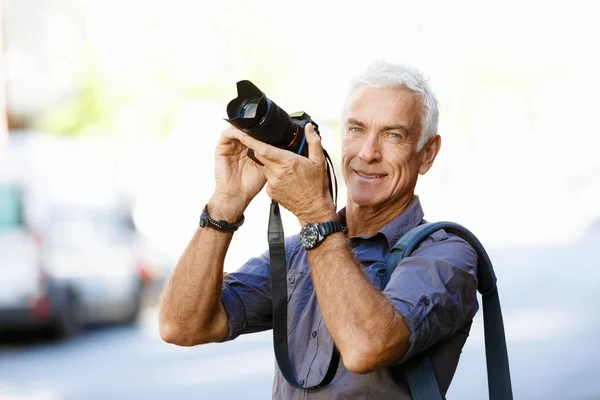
[199,204,245,232]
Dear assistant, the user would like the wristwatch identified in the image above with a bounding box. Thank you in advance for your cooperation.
[300,220,344,250]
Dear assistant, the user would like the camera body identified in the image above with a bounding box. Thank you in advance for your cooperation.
[225,80,318,163]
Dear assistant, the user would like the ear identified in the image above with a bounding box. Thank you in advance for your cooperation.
[418,134,441,175]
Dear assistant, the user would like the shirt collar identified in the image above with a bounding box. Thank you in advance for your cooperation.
[338,195,425,249]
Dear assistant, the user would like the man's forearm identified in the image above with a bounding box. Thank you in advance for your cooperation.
[307,233,409,373]
[159,200,242,346]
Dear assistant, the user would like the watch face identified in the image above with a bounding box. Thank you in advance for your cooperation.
[301,225,320,249]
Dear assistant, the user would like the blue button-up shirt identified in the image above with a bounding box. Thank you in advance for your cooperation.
[220,196,479,399]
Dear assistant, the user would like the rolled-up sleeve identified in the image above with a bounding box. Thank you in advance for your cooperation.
[383,229,479,363]
[220,250,274,342]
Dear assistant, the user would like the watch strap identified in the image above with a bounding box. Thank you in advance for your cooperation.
[319,220,344,237]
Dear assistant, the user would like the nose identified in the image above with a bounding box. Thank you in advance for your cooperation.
[358,133,381,163]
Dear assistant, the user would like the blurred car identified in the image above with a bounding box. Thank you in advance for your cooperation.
[0,183,52,333]
[41,206,148,331]
[0,182,150,338]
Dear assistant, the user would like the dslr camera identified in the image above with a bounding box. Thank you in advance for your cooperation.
[225,80,318,163]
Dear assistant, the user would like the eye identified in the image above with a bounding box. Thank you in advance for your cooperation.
[348,126,363,134]
[386,132,404,140]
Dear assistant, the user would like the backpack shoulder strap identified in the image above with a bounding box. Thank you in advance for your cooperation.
[385,221,434,285]
[387,221,513,400]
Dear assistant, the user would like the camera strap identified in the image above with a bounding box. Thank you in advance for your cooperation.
[269,200,340,390]
[268,145,340,390]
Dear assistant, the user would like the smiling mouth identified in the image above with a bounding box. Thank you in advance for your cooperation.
[355,170,386,179]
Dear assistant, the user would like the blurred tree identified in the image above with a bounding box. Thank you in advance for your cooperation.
[38,65,117,137]
[37,58,226,138]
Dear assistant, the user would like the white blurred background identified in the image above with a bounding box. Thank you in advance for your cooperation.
[1,0,599,399]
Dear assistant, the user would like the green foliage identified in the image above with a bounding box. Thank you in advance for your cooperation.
[39,67,128,137]
[38,64,226,138]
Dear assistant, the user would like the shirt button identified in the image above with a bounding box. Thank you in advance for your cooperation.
[312,331,317,338]
[423,298,431,306]
[299,379,305,386]
[289,276,295,284]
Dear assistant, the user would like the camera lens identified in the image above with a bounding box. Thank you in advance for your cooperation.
[237,98,260,119]
[225,81,298,152]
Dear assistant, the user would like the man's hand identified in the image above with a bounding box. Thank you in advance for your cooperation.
[211,127,267,220]
[236,124,336,224]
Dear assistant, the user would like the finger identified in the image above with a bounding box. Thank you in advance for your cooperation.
[236,132,289,166]
[220,127,245,143]
[305,123,325,165]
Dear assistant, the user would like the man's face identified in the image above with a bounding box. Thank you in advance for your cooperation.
[342,86,427,209]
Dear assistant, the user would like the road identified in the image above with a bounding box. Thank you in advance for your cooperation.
[0,316,274,400]
[2,227,600,400]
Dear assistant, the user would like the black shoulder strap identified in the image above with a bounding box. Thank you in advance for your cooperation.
[269,201,339,389]
[387,221,513,400]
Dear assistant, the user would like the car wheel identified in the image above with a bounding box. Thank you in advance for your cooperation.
[52,289,84,339]
[122,280,144,324]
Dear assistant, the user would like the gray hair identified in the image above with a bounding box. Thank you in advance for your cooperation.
[346,60,439,151]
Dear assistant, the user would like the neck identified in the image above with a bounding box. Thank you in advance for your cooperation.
[345,193,415,238]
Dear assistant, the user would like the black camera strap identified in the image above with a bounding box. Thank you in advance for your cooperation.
[269,200,340,389]
[268,146,339,390]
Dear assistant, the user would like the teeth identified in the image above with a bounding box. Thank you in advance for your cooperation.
[357,172,382,178]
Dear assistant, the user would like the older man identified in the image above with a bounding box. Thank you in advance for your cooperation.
[159,61,479,399]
